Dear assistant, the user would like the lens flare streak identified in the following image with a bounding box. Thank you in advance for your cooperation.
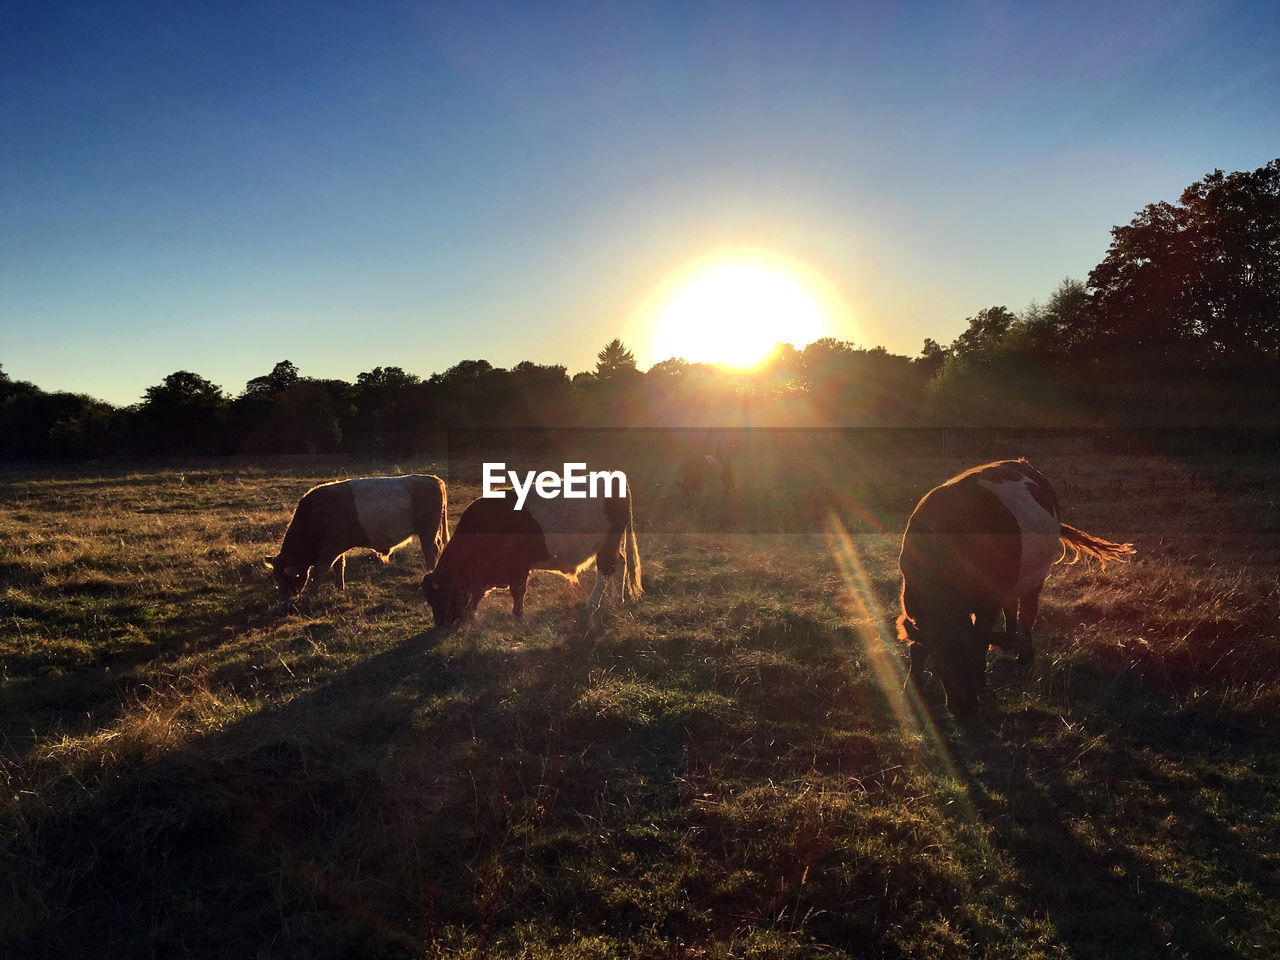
[821,508,999,860]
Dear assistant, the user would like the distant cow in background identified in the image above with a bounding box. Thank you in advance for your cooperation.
[897,459,1134,718]
[421,484,641,627]
[679,453,735,497]
[267,475,449,598]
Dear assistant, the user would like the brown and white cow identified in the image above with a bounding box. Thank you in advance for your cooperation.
[897,459,1133,718]
[266,475,449,598]
[420,484,641,627]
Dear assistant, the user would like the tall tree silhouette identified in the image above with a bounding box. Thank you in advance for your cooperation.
[1012,278,1089,359]
[595,339,637,379]
[353,366,431,455]
[1085,158,1280,366]
[242,359,300,400]
[950,306,1017,361]
[131,371,227,456]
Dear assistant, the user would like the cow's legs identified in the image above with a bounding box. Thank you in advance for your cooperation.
[466,585,486,621]
[586,567,609,613]
[610,550,626,599]
[907,641,929,689]
[590,540,624,612]
[317,554,346,591]
[972,601,1000,633]
[972,601,1002,654]
[956,604,999,709]
[418,529,443,575]
[984,602,1020,655]
[1015,586,1042,636]
[312,538,348,593]
[988,590,1041,664]
[1012,586,1042,664]
[926,610,987,718]
[978,600,1032,663]
[1001,602,1019,634]
[510,571,529,620]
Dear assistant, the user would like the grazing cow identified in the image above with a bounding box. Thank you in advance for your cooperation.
[266,475,449,598]
[897,459,1133,718]
[679,454,735,496]
[420,485,641,627]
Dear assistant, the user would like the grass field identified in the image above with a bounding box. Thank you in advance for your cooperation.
[2,438,1278,958]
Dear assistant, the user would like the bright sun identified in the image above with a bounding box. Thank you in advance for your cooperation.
[646,250,838,369]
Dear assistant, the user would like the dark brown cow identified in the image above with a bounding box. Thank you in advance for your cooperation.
[421,485,641,627]
[267,475,449,598]
[897,459,1133,718]
[679,453,735,496]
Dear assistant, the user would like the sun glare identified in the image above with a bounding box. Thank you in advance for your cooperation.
[645,250,841,370]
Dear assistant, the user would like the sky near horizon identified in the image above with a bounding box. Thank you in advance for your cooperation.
[3,1,1278,406]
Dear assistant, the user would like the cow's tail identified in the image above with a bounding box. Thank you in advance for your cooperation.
[439,481,451,545]
[419,477,449,575]
[1058,523,1135,568]
[623,498,643,601]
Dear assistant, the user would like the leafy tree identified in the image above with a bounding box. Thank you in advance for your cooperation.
[798,338,856,391]
[229,360,303,452]
[0,364,35,402]
[640,358,730,424]
[242,359,300,400]
[508,361,573,426]
[646,357,690,378]
[0,383,124,459]
[429,359,500,428]
[0,370,42,456]
[142,371,225,406]
[46,398,125,458]
[915,338,950,379]
[1008,278,1090,360]
[925,307,1018,413]
[347,366,429,454]
[431,359,493,389]
[795,339,921,423]
[950,306,1017,361]
[752,343,801,396]
[272,379,344,454]
[1084,158,1280,366]
[355,365,420,399]
[130,371,227,456]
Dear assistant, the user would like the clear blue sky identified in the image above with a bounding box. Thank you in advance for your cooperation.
[3,0,1277,406]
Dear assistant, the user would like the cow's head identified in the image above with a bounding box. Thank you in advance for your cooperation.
[265,555,308,598]
[420,572,471,627]
[927,631,988,719]
[901,615,988,720]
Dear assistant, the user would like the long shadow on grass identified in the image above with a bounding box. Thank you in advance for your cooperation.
[7,611,724,958]
[28,594,1272,959]
[949,659,1280,960]
[5,603,929,958]
[1,552,443,753]
[7,623,494,957]
[0,576,287,750]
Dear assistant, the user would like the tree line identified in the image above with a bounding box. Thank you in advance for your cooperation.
[3,159,1277,460]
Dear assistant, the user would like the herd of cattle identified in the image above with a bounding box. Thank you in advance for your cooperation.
[266,458,1133,718]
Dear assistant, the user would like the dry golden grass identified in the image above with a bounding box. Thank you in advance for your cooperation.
[2,441,1277,958]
